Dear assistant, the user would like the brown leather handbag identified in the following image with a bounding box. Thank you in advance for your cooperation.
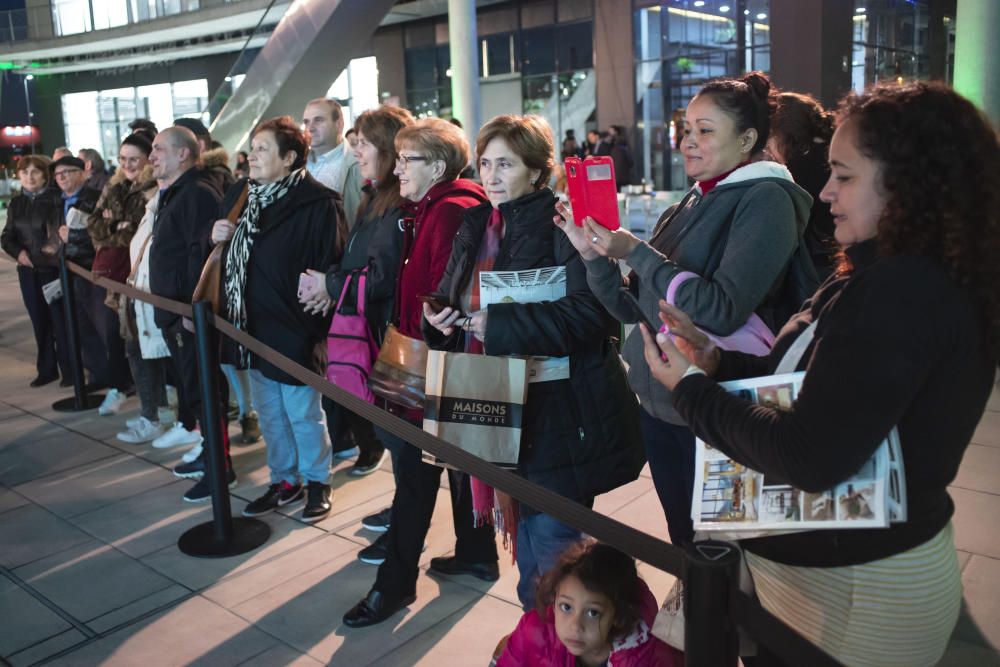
[366,217,430,410]
[192,184,249,314]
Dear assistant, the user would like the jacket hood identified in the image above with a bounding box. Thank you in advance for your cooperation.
[201,146,230,171]
[420,178,487,208]
[708,160,814,234]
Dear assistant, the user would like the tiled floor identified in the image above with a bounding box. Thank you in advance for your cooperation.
[0,259,998,666]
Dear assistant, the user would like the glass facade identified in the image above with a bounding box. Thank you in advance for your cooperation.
[851,0,955,92]
[61,79,208,161]
[402,0,595,153]
[51,0,205,36]
[634,0,771,190]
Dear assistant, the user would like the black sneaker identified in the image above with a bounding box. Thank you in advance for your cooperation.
[30,374,58,388]
[301,481,332,523]
[349,448,387,477]
[358,532,388,565]
[173,457,206,479]
[243,481,304,517]
[361,507,391,532]
[183,468,237,503]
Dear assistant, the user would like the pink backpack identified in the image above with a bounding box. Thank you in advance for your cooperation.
[326,269,380,403]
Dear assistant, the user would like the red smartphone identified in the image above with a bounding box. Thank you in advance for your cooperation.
[565,156,620,231]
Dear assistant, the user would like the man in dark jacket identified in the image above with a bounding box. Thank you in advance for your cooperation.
[52,155,106,388]
[174,118,236,194]
[148,126,230,502]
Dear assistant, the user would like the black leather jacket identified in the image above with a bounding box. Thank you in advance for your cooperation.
[2,189,62,269]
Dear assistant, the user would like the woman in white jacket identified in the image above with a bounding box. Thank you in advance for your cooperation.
[116,190,174,443]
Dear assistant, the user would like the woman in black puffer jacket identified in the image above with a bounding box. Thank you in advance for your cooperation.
[1,155,70,386]
[423,115,644,610]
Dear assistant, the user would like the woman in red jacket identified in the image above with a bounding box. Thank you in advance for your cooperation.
[343,118,499,627]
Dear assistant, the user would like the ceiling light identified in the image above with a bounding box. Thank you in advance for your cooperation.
[719,4,730,11]
[857,7,866,13]
[756,12,767,19]
[693,0,705,6]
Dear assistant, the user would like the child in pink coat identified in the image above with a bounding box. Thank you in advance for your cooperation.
[496,541,683,667]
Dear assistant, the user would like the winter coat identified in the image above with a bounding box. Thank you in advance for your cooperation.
[396,178,488,339]
[423,188,644,506]
[88,165,157,280]
[61,186,101,270]
[147,166,224,330]
[200,147,236,195]
[323,184,414,346]
[498,578,681,667]
[219,175,343,385]
[585,161,812,425]
[130,192,170,360]
[2,189,62,269]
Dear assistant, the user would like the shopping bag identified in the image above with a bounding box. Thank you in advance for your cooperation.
[422,350,528,467]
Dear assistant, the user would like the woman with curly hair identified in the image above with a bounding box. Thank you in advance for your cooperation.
[642,81,999,666]
[768,92,838,279]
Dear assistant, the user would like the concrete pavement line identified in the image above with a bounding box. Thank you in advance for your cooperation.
[0,565,97,640]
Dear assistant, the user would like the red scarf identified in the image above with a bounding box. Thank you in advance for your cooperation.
[697,161,748,195]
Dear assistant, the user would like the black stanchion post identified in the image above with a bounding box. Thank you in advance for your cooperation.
[53,254,104,412]
[684,540,740,667]
[178,300,270,557]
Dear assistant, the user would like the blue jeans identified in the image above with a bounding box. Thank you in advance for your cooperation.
[515,512,584,610]
[639,407,696,546]
[249,369,331,485]
[222,363,255,417]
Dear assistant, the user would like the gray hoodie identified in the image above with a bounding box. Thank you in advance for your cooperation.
[585,161,813,424]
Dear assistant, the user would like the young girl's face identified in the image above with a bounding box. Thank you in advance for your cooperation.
[553,575,615,666]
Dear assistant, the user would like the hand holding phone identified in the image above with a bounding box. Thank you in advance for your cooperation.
[565,156,621,231]
[418,294,451,314]
[298,272,319,301]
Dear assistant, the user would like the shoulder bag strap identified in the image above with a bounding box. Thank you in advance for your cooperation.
[126,233,153,286]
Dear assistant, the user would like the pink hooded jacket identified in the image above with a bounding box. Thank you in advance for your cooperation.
[497,579,683,667]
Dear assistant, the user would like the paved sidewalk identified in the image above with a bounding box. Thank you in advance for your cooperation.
[0,259,997,666]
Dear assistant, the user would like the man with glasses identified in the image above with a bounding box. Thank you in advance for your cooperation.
[51,155,107,390]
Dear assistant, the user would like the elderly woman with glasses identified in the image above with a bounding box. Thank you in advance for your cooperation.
[2,155,71,387]
[209,115,346,521]
[343,117,499,629]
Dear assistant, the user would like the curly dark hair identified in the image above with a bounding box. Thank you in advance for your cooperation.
[836,82,1000,358]
[535,540,643,643]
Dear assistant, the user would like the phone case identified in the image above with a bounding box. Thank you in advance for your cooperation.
[565,156,620,231]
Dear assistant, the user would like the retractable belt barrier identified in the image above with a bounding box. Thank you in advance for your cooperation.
[59,259,843,667]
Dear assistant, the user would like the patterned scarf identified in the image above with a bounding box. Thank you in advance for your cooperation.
[224,167,305,366]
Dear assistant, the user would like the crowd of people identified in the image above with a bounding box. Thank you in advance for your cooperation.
[2,72,998,666]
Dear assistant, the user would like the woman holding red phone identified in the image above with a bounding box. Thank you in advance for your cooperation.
[420,114,643,613]
[556,72,812,547]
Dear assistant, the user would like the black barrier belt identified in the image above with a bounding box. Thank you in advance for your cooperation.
[61,259,847,664]
[732,590,845,666]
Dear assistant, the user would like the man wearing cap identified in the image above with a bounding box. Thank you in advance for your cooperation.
[147,126,233,502]
[173,117,235,194]
[52,155,107,388]
[302,98,361,228]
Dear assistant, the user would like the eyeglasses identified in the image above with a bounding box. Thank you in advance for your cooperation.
[53,168,82,179]
[118,156,145,165]
[395,154,431,169]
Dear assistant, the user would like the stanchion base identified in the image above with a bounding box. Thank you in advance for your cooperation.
[52,394,105,412]
[177,517,271,558]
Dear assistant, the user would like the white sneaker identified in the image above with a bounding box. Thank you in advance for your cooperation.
[98,389,128,416]
[126,415,142,430]
[152,423,202,449]
[117,417,164,444]
[181,442,203,463]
